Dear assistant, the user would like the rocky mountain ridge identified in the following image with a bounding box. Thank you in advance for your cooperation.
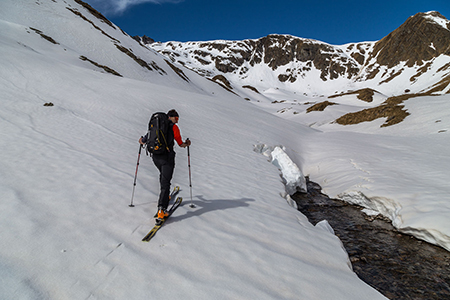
[146,11,450,127]
[148,12,450,97]
[151,35,365,91]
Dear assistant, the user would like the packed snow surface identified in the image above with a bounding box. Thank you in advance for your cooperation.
[1,1,450,299]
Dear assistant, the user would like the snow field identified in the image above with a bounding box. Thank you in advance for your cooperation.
[0,34,386,298]
[3,1,450,299]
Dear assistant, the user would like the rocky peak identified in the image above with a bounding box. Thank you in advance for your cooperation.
[368,11,450,68]
[132,35,155,45]
[152,34,361,83]
[254,34,361,80]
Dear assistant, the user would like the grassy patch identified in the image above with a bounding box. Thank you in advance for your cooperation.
[306,101,337,113]
[29,27,59,45]
[410,62,432,82]
[427,75,450,94]
[79,56,122,77]
[66,7,119,43]
[212,75,232,90]
[209,75,238,95]
[329,88,377,102]
[115,45,166,75]
[165,60,189,82]
[334,93,433,127]
[73,0,115,29]
[242,85,260,93]
[380,68,404,84]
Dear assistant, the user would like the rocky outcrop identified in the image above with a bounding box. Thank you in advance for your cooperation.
[133,35,155,45]
[256,35,360,81]
[153,34,361,83]
[358,12,450,83]
[369,12,450,68]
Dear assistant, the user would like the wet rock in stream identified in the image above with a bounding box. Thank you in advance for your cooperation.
[292,179,450,300]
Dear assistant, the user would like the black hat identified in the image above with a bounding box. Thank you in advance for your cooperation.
[168,109,179,117]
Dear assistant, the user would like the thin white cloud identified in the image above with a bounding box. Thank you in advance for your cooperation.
[86,0,184,16]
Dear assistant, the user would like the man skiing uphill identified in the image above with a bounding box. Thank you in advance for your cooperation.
[139,109,191,223]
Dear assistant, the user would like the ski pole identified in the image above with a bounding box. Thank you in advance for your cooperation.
[129,144,142,207]
[186,139,195,208]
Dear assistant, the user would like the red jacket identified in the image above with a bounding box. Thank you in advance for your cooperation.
[173,124,183,146]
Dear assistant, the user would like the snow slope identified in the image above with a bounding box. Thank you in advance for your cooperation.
[149,15,450,252]
[0,1,387,299]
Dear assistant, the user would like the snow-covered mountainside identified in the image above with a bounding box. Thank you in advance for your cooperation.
[148,11,450,128]
[149,34,368,97]
[1,1,450,299]
[149,11,450,97]
[0,0,217,94]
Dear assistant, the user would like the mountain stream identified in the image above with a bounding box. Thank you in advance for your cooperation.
[292,179,450,300]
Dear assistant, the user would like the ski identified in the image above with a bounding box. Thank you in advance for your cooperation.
[142,197,183,242]
[153,186,180,218]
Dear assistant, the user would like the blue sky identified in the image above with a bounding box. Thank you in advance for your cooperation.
[84,0,450,45]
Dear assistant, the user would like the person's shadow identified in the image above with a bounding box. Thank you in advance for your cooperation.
[168,195,255,223]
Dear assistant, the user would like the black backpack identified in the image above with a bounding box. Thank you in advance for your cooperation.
[146,112,171,154]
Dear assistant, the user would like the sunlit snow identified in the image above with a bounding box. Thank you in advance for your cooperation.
[1,1,449,299]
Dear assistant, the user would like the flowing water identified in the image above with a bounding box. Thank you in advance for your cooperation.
[292,179,450,300]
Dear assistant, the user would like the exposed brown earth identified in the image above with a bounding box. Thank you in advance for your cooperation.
[368,12,450,69]
[306,101,337,113]
[335,93,434,127]
[329,88,378,103]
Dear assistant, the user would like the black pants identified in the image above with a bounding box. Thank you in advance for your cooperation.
[152,151,175,209]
